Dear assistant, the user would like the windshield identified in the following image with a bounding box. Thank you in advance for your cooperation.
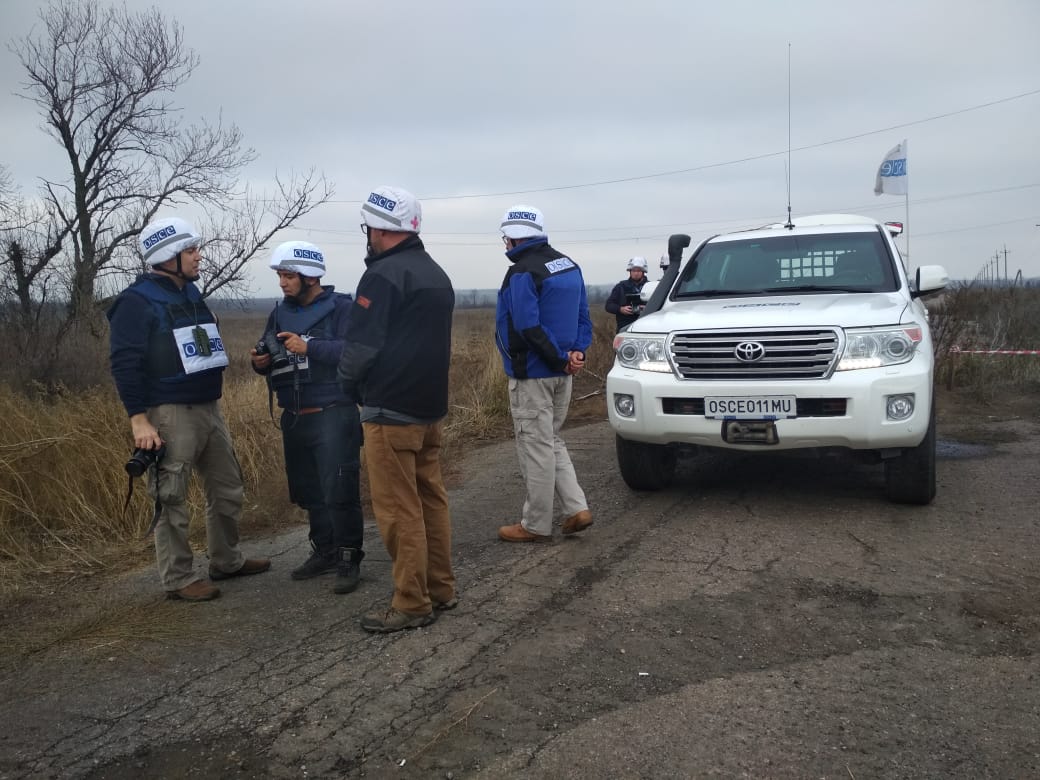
[674,231,899,297]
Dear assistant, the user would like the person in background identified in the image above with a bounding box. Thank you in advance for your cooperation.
[495,204,594,543]
[107,216,270,602]
[604,256,649,332]
[338,186,457,633]
[251,241,364,595]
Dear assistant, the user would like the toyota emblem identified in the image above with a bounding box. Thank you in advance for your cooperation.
[734,341,766,362]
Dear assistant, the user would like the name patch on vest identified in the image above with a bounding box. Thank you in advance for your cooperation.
[544,257,575,273]
[271,335,311,378]
[172,323,229,374]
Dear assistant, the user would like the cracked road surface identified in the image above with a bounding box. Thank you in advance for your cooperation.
[3,404,1040,778]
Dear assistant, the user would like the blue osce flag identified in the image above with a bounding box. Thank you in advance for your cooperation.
[874,140,908,196]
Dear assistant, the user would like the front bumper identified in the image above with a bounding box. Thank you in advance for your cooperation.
[606,356,933,452]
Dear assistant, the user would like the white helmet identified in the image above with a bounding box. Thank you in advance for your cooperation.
[626,256,648,272]
[500,205,546,239]
[659,254,670,270]
[269,241,325,278]
[139,217,202,266]
[361,185,422,233]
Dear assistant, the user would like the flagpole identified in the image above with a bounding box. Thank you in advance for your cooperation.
[904,139,911,273]
[905,189,911,272]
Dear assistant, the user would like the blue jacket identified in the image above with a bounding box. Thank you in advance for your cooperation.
[107,274,225,415]
[254,287,354,410]
[495,237,593,379]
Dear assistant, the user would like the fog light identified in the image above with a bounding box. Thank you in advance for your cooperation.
[614,394,635,418]
[886,394,915,421]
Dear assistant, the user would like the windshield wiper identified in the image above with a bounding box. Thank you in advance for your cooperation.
[676,289,767,298]
[760,285,863,293]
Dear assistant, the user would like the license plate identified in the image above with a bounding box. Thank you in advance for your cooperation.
[704,395,797,420]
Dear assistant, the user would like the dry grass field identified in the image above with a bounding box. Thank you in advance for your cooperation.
[0,306,616,602]
[2,287,1037,606]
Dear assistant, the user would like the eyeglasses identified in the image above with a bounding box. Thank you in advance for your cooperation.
[360,223,369,236]
[501,236,510,246]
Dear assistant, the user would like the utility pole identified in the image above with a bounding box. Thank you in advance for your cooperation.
[1002,244,1009,285]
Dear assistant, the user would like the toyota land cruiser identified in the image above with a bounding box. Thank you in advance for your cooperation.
[606,214,949,504]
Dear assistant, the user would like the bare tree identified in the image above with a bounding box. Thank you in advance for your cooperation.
[197,171,334,301]
[1,214,66,329]
[0,169,70,328]
[12,0,328,320]
[0,165,14,219]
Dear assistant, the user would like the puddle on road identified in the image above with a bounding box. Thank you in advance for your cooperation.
[936,439,991,459]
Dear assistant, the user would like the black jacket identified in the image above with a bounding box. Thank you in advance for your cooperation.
[605,277,647,330]
[337,235,454,420]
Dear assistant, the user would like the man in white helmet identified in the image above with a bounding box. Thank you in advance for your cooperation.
[605,256,650,332]
[107,216,270,602]
[337,186,457,633]
[495,204,594,542]
[250,241,365,595]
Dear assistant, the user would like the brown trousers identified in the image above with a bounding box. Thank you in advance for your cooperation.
[363,421,456,615]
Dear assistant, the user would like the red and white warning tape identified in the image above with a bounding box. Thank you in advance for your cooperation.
[949,346,1040,356]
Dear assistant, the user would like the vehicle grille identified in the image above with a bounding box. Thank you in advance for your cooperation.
[669,329,840,380]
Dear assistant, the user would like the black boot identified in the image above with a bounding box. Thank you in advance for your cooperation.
[334,547,364,594]
[291,545,337,580]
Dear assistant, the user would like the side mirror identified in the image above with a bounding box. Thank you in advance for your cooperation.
[913,264,948,298]
[639,281,659,302]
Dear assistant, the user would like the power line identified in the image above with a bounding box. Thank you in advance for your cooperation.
[914,216,1039,238]
[307,214,1040,249]
[296,182,1040,238]
[246,88,1040,205]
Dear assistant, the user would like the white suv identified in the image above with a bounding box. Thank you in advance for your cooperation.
[606,214,949,504]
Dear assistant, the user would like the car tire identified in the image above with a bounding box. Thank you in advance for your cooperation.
[883,401,937,505]
[616,435,676,491]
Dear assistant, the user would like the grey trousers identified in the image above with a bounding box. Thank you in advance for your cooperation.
[147,401,245,590]
[508,375,588,536]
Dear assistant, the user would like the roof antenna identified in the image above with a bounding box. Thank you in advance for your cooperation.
[784,42,794,230]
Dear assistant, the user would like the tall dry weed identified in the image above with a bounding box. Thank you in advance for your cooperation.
[932,286,1040,396]
[0,305,619,594]
[0,310,290,595]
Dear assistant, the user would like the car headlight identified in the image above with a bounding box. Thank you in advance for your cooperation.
[837,325,923,370]
[613,333,671,372]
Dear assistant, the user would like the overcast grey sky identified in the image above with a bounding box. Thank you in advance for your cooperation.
[2,0,1039,297]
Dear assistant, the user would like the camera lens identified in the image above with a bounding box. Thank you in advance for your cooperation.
[125,445,163,477]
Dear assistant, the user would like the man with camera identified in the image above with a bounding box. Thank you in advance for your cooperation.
[604,256,650,332]
[250,241,365,595]
[108,217,270,602]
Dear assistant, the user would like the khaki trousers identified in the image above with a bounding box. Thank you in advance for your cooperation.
[147,402,245,590]
[509,376,588,536]
[363,422,456,615]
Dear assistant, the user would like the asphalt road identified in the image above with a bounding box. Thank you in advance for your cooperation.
[2,397,1039,779]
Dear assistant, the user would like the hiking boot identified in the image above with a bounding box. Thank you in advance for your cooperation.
[434,596,459,611]
[209,558,271,581]
[561,509,594,535]
[333,547,364,594]
[290,548,338,580]
[498,523,551,543]
[360,607,436,633]
[167,580,220,602]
